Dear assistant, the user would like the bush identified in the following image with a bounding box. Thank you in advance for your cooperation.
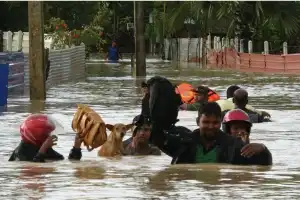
[45,17,70,49]
[45,17,107,57]
[80,25,107,56]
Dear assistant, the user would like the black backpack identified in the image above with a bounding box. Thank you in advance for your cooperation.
[146,76,181,129]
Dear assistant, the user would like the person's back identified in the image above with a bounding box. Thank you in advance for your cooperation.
[218,97,263,113]
[216,98,234,112]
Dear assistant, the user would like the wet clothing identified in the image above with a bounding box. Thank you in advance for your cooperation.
[8,140,84,162]
[9,141,64,162]
[217,98,259,113]
[122,138,161,155]
[123,142,161,156]
[217,98,271,123]
[186,102,201,111]
[195,144,217,163]
[150,125,272,165]
[145,76,272,165]
[185,101,207,111]
[107,46,119,62]
[141,93,150,120]
[123,137,133,147]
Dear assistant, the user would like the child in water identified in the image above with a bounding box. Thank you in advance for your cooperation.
[9,114,64,162]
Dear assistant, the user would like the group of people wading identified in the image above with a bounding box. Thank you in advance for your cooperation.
[9,76,272,166]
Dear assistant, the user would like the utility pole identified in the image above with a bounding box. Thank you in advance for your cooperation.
[134,1,146,77]
[28,1,46,100]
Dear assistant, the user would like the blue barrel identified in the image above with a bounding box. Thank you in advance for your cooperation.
[0,63,9,106]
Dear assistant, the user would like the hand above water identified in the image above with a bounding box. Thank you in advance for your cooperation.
[73,133,83,148]
[241,143,266,158]
[39,135,58,154]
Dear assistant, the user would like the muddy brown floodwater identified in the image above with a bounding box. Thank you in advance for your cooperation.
[1,60,300,199]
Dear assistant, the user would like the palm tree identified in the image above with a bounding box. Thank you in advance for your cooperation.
[216,1,300,52]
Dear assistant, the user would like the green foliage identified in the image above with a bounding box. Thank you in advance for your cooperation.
[81,25,106,53]
[1,1,300,54]
[44,17,106,59]
[45,17,70,50]
[145,1,300,53]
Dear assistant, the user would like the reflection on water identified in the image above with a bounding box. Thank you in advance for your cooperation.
[29,100,46,113]
[1,61,300,199]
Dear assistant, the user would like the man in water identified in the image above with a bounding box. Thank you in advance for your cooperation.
[227,88,270,123]
[217,85,271,120]
[68,114,161,160]
[179,86,209,111]
[123,119,161,156]
[146,76,272,165]
[105,41,122,62]
[222,109,271,159]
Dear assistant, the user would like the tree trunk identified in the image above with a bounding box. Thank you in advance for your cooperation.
[201,38,207,68]
[28,1,46,100]
[167,38,172,60]
[201,11,209,69]
[187,32,191,62]
[113,5,116,38]
[134,1,146,77]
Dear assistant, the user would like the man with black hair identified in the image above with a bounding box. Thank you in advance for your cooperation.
[147,79,272,165]
[230,89,270,123]
[227,85,241,99]
[123,115,161,156]
[217,85,271,121]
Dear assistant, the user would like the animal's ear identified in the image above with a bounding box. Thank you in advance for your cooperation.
[106,124,114,131]
[125,124,134,131]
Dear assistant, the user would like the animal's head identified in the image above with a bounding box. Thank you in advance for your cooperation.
[106,123,133,141]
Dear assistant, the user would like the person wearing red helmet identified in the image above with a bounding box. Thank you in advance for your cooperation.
[9,114,64,162]
[222,109,272,159]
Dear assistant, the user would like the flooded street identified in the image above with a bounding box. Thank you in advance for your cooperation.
[1,60,300,199]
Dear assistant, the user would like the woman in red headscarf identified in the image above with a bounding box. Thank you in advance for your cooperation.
[9,114,64,162]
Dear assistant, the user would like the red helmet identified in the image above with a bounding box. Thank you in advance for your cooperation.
[222,109,252,133]
[20,114,56,146]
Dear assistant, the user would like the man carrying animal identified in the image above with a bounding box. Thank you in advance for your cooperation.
[69,123,133,159]
[146,76,272,165]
